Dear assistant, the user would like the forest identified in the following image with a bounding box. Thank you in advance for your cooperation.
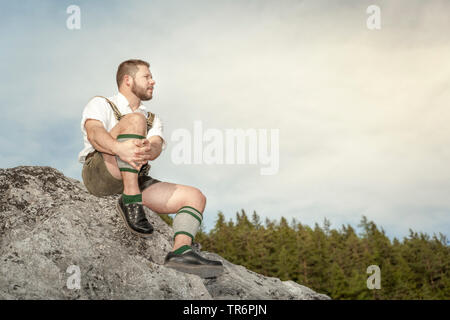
[162,210,449,300]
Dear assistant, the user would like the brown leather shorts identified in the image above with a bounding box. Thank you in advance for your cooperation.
[82,151,161,197]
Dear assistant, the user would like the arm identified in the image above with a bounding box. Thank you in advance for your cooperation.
[147,136,163,160]
[85,119,150,170]
[135,136,163,161]
[85,119,119,155]
[141,115,165,161]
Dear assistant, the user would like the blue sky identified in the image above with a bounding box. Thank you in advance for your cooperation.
[1,0,449,241]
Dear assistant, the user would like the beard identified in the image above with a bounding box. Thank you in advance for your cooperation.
[131,82,153,101]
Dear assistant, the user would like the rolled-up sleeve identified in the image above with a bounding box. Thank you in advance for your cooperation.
[81,97,110,133]
[147,115,167,150]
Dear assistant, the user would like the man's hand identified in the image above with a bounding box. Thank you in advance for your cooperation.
[136,136,163,161]
[114,139,152,171]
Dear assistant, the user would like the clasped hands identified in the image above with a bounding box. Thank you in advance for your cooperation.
[115,138,153,171]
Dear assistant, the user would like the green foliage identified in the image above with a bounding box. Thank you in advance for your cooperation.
[197,212,450,300]
[159,213,173,226]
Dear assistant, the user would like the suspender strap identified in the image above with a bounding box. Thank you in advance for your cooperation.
[94,95,123,121]
[93,95,155,131]
[147,111,155,129]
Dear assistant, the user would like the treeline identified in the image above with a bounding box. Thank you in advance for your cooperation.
[186,210,449,300]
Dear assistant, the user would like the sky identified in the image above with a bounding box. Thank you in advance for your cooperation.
[1,0,449,241]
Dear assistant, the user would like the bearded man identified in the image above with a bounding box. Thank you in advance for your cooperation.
[78,59,223,278]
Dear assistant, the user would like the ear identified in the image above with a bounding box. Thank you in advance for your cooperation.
[124,74,133,87]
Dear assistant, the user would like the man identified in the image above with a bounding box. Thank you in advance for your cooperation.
[78,59,223,278]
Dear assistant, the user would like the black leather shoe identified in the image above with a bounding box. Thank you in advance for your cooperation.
[116,196,153,237]
[164,248,224,278]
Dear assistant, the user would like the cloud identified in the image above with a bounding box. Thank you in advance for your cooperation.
[0,0,449,240]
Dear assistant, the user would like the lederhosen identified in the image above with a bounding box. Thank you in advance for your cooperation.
[82,96,161,197]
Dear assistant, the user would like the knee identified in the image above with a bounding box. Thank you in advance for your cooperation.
[196,188,207,206]
[121,113,147,127]
[187,187,207,210]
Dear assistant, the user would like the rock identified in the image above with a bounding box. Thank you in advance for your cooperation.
[0,166,330,300]
[201,252,330,300]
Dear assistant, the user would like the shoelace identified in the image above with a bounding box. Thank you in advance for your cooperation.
[126,203,147,225]
[191,242,202,253]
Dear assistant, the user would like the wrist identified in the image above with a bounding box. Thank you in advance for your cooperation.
[111,140,120,155]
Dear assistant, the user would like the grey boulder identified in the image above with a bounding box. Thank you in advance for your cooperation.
[0,166,330,300]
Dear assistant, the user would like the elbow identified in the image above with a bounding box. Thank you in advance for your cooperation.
[87,132,97,148]
[149,143,162,161]
[87,133,94,146]
[149,152,160,161]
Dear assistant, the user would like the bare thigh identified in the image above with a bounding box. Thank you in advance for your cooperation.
[142,181,207,214]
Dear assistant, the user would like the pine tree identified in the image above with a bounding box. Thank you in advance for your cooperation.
[196,211,449,300]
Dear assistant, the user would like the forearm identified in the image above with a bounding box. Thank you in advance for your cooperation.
[148,137,163,160]
[88,127,118,155]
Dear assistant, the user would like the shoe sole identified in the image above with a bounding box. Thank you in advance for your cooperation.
[164,261,224,278]
[115,201,153,238]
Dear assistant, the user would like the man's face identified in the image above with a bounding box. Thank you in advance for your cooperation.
[131,65,155,101]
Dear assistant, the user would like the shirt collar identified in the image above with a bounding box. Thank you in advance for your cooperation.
[117,92,146,112]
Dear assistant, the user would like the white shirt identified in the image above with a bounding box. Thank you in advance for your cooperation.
[78,92,166,163]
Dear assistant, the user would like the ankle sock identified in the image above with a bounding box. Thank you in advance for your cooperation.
[173,245,192,255]
[122,193,142,205]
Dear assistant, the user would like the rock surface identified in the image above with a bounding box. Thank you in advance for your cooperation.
[0,166,330,300]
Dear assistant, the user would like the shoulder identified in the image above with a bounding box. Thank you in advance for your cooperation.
[84,96,112,113]
[148,113,164,131]
[139,105,160,121]
[86,96,108,107]
[149,112,163,124]
[147,111,156,119]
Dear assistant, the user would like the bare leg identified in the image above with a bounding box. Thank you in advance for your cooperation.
[102,113,148,194]
[141,182,207,251]
[98,113,207,251]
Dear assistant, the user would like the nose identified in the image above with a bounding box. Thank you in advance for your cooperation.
[150,79,155,86]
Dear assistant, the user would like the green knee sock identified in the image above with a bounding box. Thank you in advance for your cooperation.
[172,206,203,243]
[122,193,142,205]
[173,245,192,255]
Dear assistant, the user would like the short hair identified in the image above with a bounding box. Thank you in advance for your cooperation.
[116,59,150,88]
